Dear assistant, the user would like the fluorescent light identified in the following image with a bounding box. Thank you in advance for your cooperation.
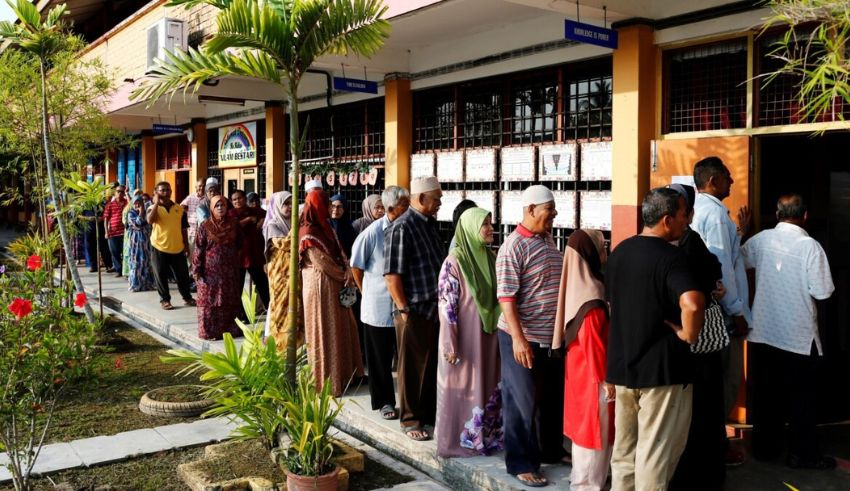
[197,95,245,106]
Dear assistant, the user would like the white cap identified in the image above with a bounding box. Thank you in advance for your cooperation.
[521,185,554,207]
[305,179,323,192]
[410,176,440,195]
[205,177,219,187]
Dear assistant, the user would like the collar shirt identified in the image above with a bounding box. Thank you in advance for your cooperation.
[692,193,752,323]
[181,193,204,234]
[103,197,128,238]
[351,216,394,327]
[742,222,834,355]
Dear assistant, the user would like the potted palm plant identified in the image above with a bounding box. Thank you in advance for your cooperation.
[279,366,343,491]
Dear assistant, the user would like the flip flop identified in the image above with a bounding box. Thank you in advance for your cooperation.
[380,405,398,420]
[184,298,197,307]
[515,472,548,488]
[160,301,174,311]
[402,425,430,441]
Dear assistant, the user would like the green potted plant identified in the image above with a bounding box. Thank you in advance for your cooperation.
[279,365,343,491]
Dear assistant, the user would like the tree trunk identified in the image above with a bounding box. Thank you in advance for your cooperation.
[285,90,301,386]
[95,219,104,318]
[39,61,96,323]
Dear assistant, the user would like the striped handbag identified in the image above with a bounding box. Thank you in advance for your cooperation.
[690,299,730,354]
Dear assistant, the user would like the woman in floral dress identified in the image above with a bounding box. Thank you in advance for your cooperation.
[126,196,154,292]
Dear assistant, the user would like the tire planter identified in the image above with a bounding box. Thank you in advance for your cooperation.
[285,466,340,491]
[139,385,215,418]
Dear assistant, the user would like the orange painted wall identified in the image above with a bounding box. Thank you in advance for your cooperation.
[384,77,412,188]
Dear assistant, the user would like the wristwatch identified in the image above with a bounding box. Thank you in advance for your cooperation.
[392,306,410,316]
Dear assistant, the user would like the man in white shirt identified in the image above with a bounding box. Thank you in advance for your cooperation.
[691,157,751,439]
[742,194,835,470]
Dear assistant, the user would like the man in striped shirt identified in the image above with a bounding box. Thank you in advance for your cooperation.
[103,185,128,277]
[496,185,565,487]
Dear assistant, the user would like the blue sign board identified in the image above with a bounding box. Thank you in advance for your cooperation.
[152,123,184,135]
[564,20,618,49]
[333,77,378,94]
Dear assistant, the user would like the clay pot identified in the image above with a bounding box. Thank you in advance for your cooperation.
[284,465,339,491]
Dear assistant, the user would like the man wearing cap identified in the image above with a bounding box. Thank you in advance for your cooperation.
[384,176,446,441]
[496,185,564,487]
[181,178,206,248]
[305,179,323,194]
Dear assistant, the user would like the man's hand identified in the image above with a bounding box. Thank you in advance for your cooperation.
[737,205,752,237]
[712,280,727,300]
[512,332,534,369]
[604,383,616,402]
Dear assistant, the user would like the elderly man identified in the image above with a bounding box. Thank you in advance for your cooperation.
[607,187,705,491]
[103,184,128,276]
[351,186,411,421]
[181,178,206,246]
[496,185,564,487]
[743,194,835,469]
[384,176,446,441]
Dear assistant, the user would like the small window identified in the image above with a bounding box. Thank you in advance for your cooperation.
[565,70,612,140]
[665,40,748,133]
[461,84,503,148]
[511,75,558,144]
[414,89,455,151]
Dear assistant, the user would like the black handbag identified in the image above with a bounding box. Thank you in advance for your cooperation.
[690,299,730,354]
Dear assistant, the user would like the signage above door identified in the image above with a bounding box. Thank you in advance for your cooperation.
[564,20,618,49]
[333,77,378,94]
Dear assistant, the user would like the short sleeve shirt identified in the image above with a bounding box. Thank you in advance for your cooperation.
[606,235,699,388]
[350,217,394,327]
[150,203,188,254]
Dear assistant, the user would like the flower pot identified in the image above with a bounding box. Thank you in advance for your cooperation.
[285,465,340,491]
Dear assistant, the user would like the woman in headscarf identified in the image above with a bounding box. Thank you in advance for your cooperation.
[667,183,727,491]
[126,195,155,292]
[553,229,612,491]
[193,196,243,340]
[246,192,261,209]
[352,194,385,235]
[435,207,503,457]
[328,194,357,257]
[300,190,364,397]
[229,189,270,309]
[263,191,303,349]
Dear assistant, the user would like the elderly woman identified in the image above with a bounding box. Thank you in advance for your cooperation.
[300,190,364,397]
[553,229,612,491]
[263,191,303,348]
[329,194,357,257]
[193,196,242,340]
[352,194,385,235]
[126,195,155,292]
[229,189,270,309]
[435,207,503,457]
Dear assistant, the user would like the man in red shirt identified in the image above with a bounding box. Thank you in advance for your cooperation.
[103,185,128,277]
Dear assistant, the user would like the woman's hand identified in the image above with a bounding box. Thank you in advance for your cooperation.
[444,353,460,365]
[343,268,354,287]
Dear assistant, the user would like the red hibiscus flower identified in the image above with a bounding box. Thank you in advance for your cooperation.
[74,292,87,308]
[114,356,123,369]
[26,255,42,271]
[8,298,33,320]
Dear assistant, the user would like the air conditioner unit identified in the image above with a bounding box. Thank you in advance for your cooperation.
[146,18,187,73]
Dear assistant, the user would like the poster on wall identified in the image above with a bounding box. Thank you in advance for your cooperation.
[411,153,436,179]
[500,146,537,181]
[500,191,525,225]
[580,141,613,181]
[437,151,464,182]
[465,190,498,221]
[437,190,465,222]
[465,148,497,182]
[218,121,257,168]
[539,144,578,181]
[580,191,612,231]
[552,191,578,229]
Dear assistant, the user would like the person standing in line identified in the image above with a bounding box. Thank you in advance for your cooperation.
[606,188,705,491]
[350,186,410,421]
[146,181,196,311]
[300,189,364,397]
[121,190,142,277]
[352,194,385,235]
[691,156,751,465]
[103,185,129,277]
[435,207,503,457]
[195,179,220,225]
[743,194,836,470]
[496,185,565,487]
[126,195,155,292]
[449,199,477,250]
[553,229,613,491]
[263,191,301,348]
[384,176,446,442]
[246,192,261,209]
[181,178,206,256]
[230,189,270,309]
[329,194,357,258]
[193,195,243,340]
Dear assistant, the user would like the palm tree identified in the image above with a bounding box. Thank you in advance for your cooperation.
[0,0,97,323]
[133,0,390,383]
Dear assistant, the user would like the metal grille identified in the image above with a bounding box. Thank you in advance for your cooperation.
[665,40,748,133]
[336,104,366,158]
[414,89,455,151]
[366,100,385,156]
[461,83,503,148]
[511,73,559,144]
[156,136,192,170]
[565,68,612,140]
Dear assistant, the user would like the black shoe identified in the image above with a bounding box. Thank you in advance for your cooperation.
[115,273,123,278]
[786,454,836,470]
[105,267,115,273]
[89,268,98,273]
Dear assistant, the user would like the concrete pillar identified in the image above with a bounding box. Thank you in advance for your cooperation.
[611,24,657,248]
[384,74,413,188]
[190,118,208,187]
[265,101,286,196]
[105,148,118,185]
[140,131,157,194]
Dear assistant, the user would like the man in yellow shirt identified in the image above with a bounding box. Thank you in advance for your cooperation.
[146,181,196,310]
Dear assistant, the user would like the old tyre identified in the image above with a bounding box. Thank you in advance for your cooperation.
[139,385,215,418]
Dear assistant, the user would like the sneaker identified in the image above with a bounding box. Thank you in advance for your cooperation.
[786,454,836,470]
[725,447,745,467]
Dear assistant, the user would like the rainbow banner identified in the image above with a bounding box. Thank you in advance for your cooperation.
[218,122,257,168]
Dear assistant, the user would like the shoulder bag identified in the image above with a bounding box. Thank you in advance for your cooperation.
[690,298,730,354]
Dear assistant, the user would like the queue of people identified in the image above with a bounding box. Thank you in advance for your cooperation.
[81,156,836,489]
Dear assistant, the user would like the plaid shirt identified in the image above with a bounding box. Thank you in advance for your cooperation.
[383,207,446,321]
[103,198,128,238]
[180,193,204,236]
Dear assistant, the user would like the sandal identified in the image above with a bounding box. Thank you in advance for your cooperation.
[379,405,398,420]
[401,425,430,441]
[160,301,174,311]
[183,298,197,307]
[514,472,548,488]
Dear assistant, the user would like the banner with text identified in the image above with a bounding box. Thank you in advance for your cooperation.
[218,122,257,168]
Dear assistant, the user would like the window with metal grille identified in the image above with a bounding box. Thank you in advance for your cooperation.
[511,73,558,144]
[665,40,748,133]
[297,109,333,161]
[757,30,850,126]
[366,100,385,156]
[336,104,366,158]
[414,89,455,151]
[461,83,503,148]
[565,63,612,140]
[156,136,191,170]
